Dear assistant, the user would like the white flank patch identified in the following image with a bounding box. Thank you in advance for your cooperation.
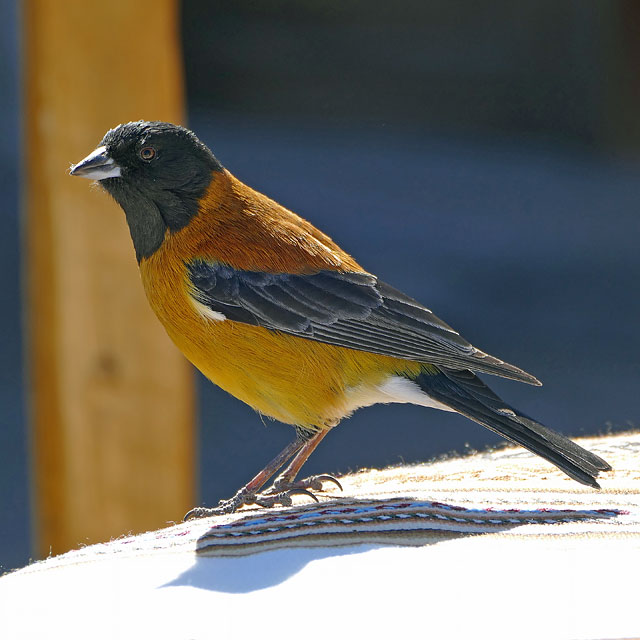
[342,375,454,416]
[190,296,227,322]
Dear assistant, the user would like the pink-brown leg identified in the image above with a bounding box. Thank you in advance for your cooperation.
[184,437,305,519]
[267,429,342,496]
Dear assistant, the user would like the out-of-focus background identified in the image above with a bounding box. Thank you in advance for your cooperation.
[2,0,639,572]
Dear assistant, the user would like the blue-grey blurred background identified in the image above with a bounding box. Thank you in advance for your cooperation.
[2,0,639,571]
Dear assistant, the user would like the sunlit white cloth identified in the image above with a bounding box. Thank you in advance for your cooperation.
[2,432,638,640]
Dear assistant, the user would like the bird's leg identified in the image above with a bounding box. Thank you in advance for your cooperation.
[184,436,305,519]
[266,428,343,496]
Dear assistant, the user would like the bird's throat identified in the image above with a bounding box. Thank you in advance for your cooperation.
[103,179,200,262]
[102,181,167,262]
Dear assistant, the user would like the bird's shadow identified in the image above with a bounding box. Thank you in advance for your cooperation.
[161,542,381,594]
[160,495,624,594]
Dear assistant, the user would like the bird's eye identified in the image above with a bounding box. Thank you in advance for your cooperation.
[139,146,156,161]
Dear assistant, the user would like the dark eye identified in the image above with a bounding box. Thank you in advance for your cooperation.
[139,146,156,161]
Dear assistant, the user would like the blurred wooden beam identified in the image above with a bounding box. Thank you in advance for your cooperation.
[23,0,194,558]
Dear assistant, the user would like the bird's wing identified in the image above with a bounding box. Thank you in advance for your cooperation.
[187,261,540,385]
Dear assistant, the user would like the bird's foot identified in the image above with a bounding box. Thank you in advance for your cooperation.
[184,486,257,520]
[252,487,319,509]
[183,484,325,520]
[268,473,343,495]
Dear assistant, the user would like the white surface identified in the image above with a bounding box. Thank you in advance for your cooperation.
[3,432,638,640]
[2,533,638,640]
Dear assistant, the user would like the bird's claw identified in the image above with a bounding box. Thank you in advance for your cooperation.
[184,505,221,520]
[253,487,319,508]
[252,473,342,508]
[184,487,257,519]
[183,483,328,520]
[308,473,343,492]
[270,473,343,494]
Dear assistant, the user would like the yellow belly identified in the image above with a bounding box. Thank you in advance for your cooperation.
[169,316,419,428]
[139,244,420,428]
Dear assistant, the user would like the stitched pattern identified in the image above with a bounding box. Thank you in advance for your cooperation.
[197,499,627,552]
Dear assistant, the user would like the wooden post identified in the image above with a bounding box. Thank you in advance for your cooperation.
[24,0,194,558]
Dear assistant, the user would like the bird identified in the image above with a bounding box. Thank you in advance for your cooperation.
[70,121,611,517]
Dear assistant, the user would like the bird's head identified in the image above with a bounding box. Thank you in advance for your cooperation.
[71,121,222,261]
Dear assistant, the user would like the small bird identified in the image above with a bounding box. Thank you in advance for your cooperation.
[71,121,611,516]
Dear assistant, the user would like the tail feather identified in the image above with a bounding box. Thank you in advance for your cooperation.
[414,368,611,488]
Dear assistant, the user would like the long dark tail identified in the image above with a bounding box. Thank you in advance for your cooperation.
[413,368,611,488]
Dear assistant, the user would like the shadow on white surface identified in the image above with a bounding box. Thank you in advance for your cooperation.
[161,543,384,593]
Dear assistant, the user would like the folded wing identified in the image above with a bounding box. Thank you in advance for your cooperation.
[188,261,540,385]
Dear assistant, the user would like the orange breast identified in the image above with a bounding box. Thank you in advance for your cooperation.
[139,170,420,428]
[167,169,363,273]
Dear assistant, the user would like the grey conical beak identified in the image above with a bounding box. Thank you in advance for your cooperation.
[70,146,121,180]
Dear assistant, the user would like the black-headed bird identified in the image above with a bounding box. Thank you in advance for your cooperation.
[71,121,611,517]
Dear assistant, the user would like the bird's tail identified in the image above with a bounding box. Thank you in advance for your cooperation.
[412,367,611,488]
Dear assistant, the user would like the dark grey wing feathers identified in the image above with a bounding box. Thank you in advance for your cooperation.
[261,284,337,324]
[236,281,309,332]
[376,281,457,332]
[187,261,540,385]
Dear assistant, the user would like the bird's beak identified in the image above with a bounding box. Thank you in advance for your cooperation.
[70,146,121,180]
